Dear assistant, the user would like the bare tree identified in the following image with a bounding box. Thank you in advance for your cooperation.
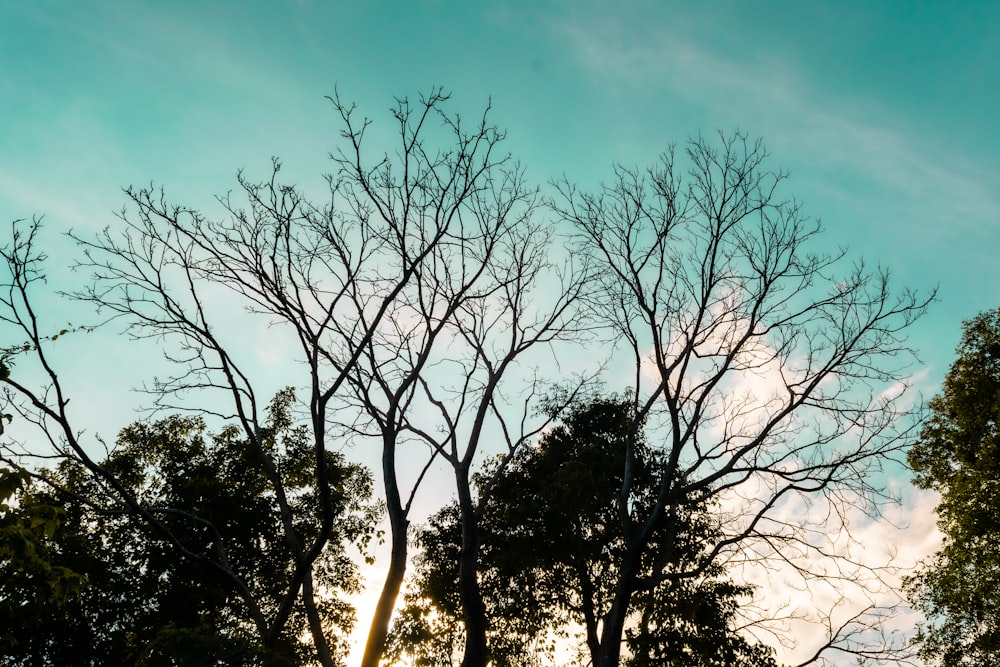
[1,89,565,666]
[429,229,594,667]
[1,219,367,665]
[348,202,595,666]
[316,90,597,667]
[326,97,597,666]
[553,131,931,667]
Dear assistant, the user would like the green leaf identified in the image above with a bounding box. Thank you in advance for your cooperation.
[906,307,1000,667]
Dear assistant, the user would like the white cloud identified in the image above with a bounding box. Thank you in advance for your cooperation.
[630,297,937,663]
[718,477,942,666]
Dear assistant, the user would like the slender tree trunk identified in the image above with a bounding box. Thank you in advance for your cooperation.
[360,535,406,667]
[360,442,409,667]
[575,559,602,666]
[302,571,336,667]
[594,554,641,667]
[457,471,489,667]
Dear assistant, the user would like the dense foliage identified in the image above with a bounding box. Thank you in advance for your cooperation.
[0,391,377,666]
[388,397,776,666]
[0,466,87,658]
[906,307,1000,666]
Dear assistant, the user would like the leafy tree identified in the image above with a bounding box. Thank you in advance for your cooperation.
[0,465,87,658]
[554,132,930,666]
[391,396,777,667]
[1,390,377,666]
[905,307,1000,666]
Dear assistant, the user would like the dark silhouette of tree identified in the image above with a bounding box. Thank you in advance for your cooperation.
[0,465,87,660]
[0,101,929,667]
[905,307,1000,667]
[0,390,376,666]
[390,395,778,666]
[553,132,931,666]
[323,91,594,667]
[0,89,591,667]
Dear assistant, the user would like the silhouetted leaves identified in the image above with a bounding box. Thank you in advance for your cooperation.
[906,307,1000,667]
[391,396,776,666]
[0,392,376,666]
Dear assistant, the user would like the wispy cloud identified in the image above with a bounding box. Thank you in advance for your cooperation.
[720,478,941,665]
[548,3,1000,241]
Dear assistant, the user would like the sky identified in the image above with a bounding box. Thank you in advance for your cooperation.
[2,1,999,664]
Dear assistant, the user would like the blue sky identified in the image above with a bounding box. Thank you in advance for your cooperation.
[3,0,998,370]
[3,1,998,663]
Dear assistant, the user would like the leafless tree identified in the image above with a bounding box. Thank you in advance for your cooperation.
[325,96,597,666]
[553,131,931,667]
[2,89,580,666]
[342,198,595,666]
[2,218,370,665]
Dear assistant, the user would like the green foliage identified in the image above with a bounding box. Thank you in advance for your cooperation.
[389,396,776,666]
[0,466,87,656]
[905,307,1000,667]
[0,391,377,666]
[0,324,95,367]
[626,577,776,667]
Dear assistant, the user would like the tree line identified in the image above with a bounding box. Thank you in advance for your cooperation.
[3,88,974,666]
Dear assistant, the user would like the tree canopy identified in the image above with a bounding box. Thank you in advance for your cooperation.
[906,307,1000,667]
[0,91,931,667]
[390,396,777,667]
[0,465,87,659]
[0,390,377,666]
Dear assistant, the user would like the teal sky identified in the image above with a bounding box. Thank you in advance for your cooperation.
[3,0,999,381]
[2,2,998,662]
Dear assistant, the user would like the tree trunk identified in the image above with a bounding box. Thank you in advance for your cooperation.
[575,559,602,666]
[359,539,406,667]
[457,471,489,667]
[302,571,336,667]
[594,554,641,667]
[360,443,409,667]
